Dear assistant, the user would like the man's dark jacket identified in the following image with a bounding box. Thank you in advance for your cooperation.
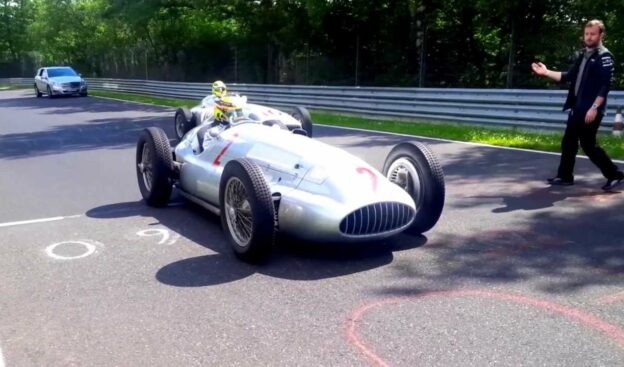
[560,46,614,115]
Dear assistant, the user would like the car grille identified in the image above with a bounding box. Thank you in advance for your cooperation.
[62,82,81,88]
[339,202,414,236]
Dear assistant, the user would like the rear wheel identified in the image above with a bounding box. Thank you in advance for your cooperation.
[136,127,174,207]
[220,159,275,262]
[291,106,313,137]
[383,142,445,234]
[174,107,196,141]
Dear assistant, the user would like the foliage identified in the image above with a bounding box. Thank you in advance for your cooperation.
[1,0,623,88]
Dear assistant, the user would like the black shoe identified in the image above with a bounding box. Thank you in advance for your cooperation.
[602,177,624,191]
[547,177,574,186]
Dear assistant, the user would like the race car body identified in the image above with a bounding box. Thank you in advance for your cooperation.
[137,118,444,262]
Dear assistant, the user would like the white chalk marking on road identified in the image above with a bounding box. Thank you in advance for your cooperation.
[0,215,82,228]
[137,229,179,245]
[45,240,96,260]
[0,344,5,367]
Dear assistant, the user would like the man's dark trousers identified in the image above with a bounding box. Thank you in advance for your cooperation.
[557,110,619,181]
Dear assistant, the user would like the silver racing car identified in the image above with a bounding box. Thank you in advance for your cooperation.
[173,94,313,141]
[136,118,444,262]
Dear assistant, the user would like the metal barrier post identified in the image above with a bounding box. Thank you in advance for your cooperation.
[614,106,623,137]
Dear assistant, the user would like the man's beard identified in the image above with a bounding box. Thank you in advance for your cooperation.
[584,39,600,48]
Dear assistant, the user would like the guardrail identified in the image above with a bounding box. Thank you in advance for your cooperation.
[4,77,623,130]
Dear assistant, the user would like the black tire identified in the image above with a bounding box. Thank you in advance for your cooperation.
[47,85,55,99]
[382,142,445,234]
[291,106,313,137]
[34,84,42,98]
[174,107,196,141]
[136,127,174,207]
[219,159,275,262]
[80,91,88,97]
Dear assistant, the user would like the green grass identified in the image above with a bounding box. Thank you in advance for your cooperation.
[91,90,197,108]
[89,89,624,159]
[312,112,624,160]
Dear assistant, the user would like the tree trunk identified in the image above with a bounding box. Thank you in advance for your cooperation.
[506,15,516,88]
[418,24,427,87]
[355,34,360,86]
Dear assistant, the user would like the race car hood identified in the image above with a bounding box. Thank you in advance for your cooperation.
[220,124,414,208]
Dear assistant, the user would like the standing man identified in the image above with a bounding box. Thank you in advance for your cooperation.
[531,19,624,191]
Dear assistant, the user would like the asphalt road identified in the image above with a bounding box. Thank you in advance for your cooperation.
[1,89,623,367]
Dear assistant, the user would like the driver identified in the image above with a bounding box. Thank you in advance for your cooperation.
[198,80,229,122]
[192,96,243,154]
[212,80,227,98]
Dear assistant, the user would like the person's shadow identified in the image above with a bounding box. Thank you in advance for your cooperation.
[465,185,620,213]
[86,199,428,287]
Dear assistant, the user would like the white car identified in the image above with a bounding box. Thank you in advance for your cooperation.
[136,119,445,262]
[34,66,88,98]
[173,94,313,140]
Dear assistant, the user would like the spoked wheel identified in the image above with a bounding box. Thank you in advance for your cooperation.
[383,142,445,234]
[135,127,174,207]
[224,178,253,245]
[220,159,275,262]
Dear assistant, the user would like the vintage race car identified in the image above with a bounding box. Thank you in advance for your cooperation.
[173,94,313,141]
[136,118,444,262]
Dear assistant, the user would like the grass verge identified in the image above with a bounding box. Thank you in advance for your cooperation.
[90,89,624,160]
[90,90,196,108]
[0,84,30,90]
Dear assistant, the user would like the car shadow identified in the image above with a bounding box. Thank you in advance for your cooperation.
[86,200,428,287]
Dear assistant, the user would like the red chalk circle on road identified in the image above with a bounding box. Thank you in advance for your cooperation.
[346,289,624,367]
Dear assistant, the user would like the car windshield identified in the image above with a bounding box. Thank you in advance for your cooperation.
[48,68,78,77]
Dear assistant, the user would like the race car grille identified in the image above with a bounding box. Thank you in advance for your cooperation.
[62,82,80,88]
[339,202,415,236]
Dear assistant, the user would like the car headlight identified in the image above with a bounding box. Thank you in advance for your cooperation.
[81,79,86,86]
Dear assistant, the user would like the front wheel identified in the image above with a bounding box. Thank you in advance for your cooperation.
[136,127,174,207]
[383,142,445,234]
[34,84,42,98]
[219,159,275,263]
[47,85,55,99]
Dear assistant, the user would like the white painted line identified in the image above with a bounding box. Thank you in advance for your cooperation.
[0,215,81,228]
[45,240,97,260]
[318,123,624,164]
[0,344,5,367]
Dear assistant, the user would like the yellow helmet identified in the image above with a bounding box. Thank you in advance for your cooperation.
[214,96,241,123]
[212,80,227,98]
